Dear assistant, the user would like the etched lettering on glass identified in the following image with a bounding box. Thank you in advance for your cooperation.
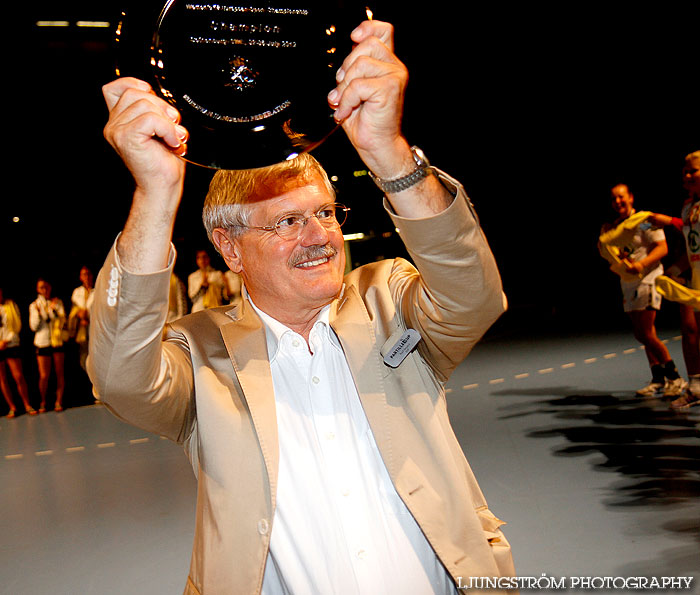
[152,4,330,126]
[182,94,292,122]
[185,5,309,15]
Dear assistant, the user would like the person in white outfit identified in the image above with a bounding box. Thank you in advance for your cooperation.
[0,287,34,417]
[69,266,95,371]
[29,279,66,412]
[187,250,226,312]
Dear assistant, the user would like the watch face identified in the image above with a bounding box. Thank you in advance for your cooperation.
[410,146,428,167]
[114,1,368,169]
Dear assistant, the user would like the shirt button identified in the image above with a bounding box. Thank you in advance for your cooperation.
[325,432,335,441]
[257,519,269,535]
[356,549,366,560]
[292,339,301,348]
[341,487,351,497]
[312,376,320,384]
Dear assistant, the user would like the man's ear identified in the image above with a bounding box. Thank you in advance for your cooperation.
[212,228,244,274]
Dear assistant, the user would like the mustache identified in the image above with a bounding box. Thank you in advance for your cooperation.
[288,244,338,267]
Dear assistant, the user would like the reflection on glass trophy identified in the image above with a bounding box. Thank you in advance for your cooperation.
[115,1,369,169]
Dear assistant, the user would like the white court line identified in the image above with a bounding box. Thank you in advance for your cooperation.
[3,438,162,462]
[445,335,682,394]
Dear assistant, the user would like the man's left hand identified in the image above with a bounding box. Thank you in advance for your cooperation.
[328,20,411,179]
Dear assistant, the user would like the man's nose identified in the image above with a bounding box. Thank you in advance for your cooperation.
[299,215,331,245]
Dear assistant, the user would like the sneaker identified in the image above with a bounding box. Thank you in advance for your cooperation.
[636,381,664,397]
[670,391,700,409]
[663,377,688,397]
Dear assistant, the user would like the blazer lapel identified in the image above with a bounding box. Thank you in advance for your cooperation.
[220,300,280,503]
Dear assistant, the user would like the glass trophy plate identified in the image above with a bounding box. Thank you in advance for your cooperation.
[115,1,369,169]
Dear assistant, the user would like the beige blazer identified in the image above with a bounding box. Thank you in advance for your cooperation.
[88,176,514,594]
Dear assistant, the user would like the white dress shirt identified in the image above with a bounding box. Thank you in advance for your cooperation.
[249,299,457,595]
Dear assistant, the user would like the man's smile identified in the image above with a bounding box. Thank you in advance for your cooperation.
[296,256,333,268]
[289,244,338,269]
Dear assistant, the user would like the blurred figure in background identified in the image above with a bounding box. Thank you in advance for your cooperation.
[168,273,188,323]
[650,151,700,409]
[188,249,227,312]
[0,287,34,417]
[224,269,242,306]
[69,266,95,371]
[670,150,700,408]
[29,278,66,412]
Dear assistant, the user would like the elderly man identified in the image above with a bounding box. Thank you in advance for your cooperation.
[89,19,513,595]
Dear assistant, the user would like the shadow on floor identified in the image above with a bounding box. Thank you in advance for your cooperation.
[492,387,700,507]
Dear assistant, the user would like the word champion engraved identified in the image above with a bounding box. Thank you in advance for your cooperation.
[209,22,281,33]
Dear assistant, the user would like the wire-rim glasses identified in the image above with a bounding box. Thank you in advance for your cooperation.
[238,203,350,240]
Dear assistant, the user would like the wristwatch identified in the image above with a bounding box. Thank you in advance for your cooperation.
[368,146,434,194]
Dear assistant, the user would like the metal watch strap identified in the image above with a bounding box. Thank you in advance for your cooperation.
[368,146,434,194]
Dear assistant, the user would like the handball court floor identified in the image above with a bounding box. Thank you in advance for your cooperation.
[1,323,699,594]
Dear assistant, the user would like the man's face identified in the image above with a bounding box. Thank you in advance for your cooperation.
[611,184,634,217]
[683,155,700,198]
[221,174,346,320]
[196,251,211,271]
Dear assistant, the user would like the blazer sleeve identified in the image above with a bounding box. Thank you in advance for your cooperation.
[86,240,196,443]
[385,171,507,382]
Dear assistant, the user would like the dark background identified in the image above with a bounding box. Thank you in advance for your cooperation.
[2,1,698,340]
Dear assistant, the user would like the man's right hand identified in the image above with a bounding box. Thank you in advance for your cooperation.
[103,78,189,273]
[103,77,188,199]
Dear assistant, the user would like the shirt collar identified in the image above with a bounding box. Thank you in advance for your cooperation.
[245,288,334,362]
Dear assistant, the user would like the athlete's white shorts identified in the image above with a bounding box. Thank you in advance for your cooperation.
[621,280,662,312]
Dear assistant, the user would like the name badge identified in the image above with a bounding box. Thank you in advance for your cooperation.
[382,329,422,368]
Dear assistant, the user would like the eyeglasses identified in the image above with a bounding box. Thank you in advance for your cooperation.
[238,202,350,240]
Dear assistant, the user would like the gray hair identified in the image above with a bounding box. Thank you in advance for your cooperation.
[202,153,335,248]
